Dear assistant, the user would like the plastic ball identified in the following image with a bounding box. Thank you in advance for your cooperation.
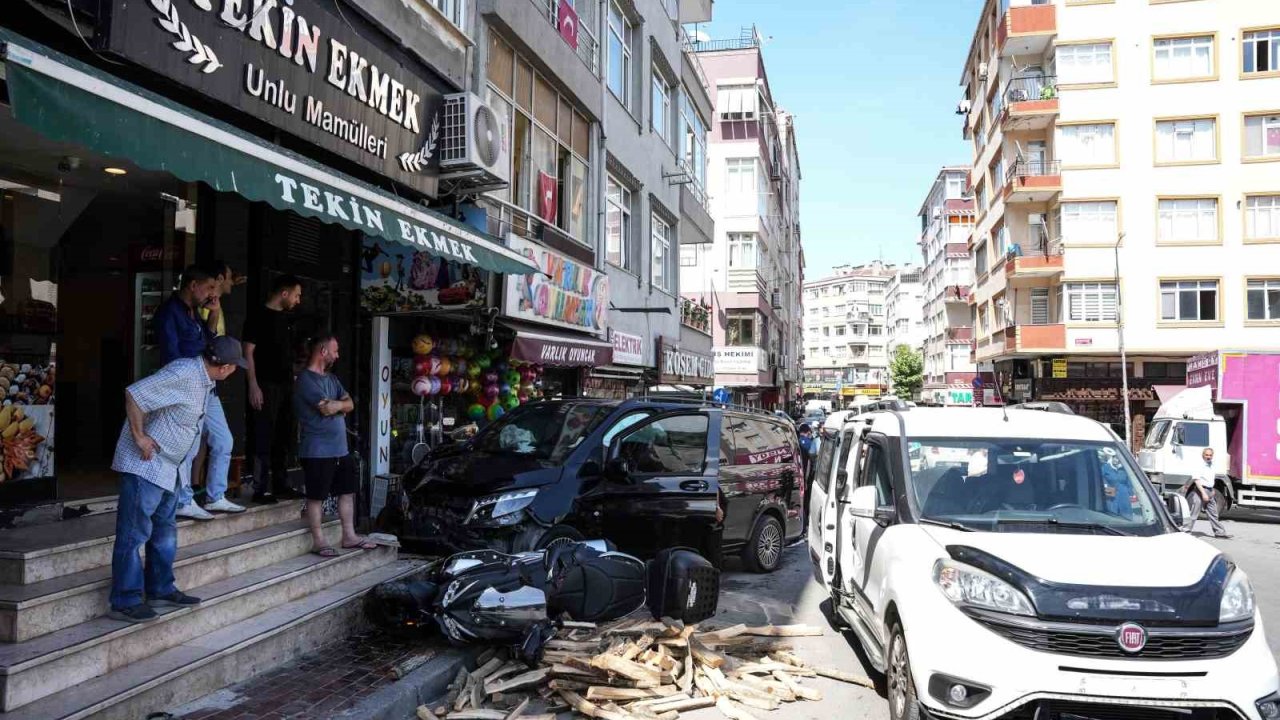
[411,376,432,397]
[438,378,452,395]
[507,370,522,385]
[504,395,520,410]
[483,370,499,384]
[454,359,467,376]
[468,403,486,420]
[487,403,505,421]
[499,383,512,397]
[436,358,452,376]
[413,356,431,376]
[411,335,434,356]
[476,355,491,370]
[496,361,508,373]
[518,392,529,403]
[521,382,535,395]
[455,377,470,394]
[483,383,500,400]
[467,364,481,379]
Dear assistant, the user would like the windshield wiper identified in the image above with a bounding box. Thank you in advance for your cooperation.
[917,517,975,532]
[992,518,1130,536]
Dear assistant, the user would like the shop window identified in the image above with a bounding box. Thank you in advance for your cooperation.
[1143,362,1187,380]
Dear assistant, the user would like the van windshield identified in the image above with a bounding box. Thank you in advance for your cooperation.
[472,402,611,463]
[908,438,1167,536]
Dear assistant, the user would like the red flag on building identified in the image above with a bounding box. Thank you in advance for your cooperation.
[558,0,579,50]
[538,171,558,225]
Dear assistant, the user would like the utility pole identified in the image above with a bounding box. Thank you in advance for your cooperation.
[1114,232,1130,449]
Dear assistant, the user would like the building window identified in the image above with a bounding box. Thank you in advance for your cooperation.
[1244,113,1280,160]
[822,326,830,336]
[946,175,966,198]
[1160,280,1218,322]
[1153,35,1214,81]
[679,90,708,200]
[679,245,697,267]
[651,214,671,291]
[727,233,760,269]
[1143,362,1187,380]
[869,326,883,336]
[1246,195,1280,239]
[1064,282,1117,322]
[1247,279,1280,321]
[1058,123,1116,166]
[726,311,756,346]
[1243,28,1280,75]
[835,326,845,336]
[427,0,465,29]
[651,69,671,144]
[605,176,632,270]
[870,304,883,314]
[1155,117,1216,164]
[607,2,632,105]
[1158,198,1218,243]
[974,244,988,276]
[1059,201,1118,244]
[717,84,758,121]
[1058,42,1114,85]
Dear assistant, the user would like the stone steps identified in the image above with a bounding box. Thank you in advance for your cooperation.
[0,516,339,643]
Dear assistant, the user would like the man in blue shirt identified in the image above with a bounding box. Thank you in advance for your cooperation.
[153,265,244,520]
[294,335,375,556]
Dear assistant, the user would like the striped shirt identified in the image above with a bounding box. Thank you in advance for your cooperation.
[111,357,214,492]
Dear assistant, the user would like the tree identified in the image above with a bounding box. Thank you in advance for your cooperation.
[889,345,924,399]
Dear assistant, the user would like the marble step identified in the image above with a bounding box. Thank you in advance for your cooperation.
[0,500,305,586]
[0,516,336,643]
[0,544,402,713]
[0,555,417,720]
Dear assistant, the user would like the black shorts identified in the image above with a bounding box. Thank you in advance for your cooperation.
[301,455,357,500]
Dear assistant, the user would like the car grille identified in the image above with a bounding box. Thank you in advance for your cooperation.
[972,613,1252,660]
[999,700,1244,720]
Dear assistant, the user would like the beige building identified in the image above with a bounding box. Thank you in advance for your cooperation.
[958,0,1280,425]
[917,167,978,405]
[801,262,897,401]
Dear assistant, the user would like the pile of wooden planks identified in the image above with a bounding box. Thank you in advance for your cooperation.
[415,619,874,720]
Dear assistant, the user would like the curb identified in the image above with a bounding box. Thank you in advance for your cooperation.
[334,645,481,720]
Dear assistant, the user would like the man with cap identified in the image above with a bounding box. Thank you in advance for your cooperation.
[107,337,249,623]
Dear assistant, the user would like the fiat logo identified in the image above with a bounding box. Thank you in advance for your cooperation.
[1116,623,1147,653]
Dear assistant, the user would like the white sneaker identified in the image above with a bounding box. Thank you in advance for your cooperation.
[204,498,247,514]
[176,503,215,521]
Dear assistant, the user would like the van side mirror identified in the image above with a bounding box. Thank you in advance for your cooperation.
[1164,492,1188,529]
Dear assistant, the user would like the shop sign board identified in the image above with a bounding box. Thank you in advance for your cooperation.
[657,337,714,385]
[1052,357,1068,379]
[611,331,644,366]
[358,237,491,314]
[511,331,611,368]
[368,316,391,476]
[504,236,609,334]
[713,346,765,375]
[100,0,447,192]
[1187,351,1219,395]
[947,388,974,406]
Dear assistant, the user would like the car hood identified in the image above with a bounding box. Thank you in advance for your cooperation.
[417,451,560,495]
[921,526,1221,587]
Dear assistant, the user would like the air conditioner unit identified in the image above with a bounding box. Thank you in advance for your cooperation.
[770,290,783,309]
[437,92,510,188]
[932,208,943,219]
[978,62,989,81]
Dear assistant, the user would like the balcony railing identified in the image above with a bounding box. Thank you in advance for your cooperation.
[680,297,711,333]
[530,0,600,76]
[944,284,971,302]
[1006,159,1061,186]
[946,326,974,343]
[1004,74,1057,104]
[1008,225,1064,259]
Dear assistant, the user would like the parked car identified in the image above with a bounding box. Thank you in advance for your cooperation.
[396,398,804,572]
[809,405,1278,720]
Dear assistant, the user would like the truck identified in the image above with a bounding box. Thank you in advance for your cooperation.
[1137,350,1280,511]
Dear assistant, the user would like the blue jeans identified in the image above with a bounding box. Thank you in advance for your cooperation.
[178,393,231,506]
[110,473,179,610]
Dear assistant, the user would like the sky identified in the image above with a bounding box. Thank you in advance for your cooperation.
[694,0,979,281]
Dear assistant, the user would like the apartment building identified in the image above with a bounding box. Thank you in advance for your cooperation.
[917,167,979,406]
[801,262,896,402]
[886,264,926,356]
[958,0,1280,429]
[680,28,805,409]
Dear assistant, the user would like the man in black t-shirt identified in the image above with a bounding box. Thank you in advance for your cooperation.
[242,274,303,503]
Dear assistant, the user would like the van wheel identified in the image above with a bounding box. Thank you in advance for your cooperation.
[742,515,784,573]
[887,623,920,720]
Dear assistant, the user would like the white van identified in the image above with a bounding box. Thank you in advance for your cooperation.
[809,406,1278,720]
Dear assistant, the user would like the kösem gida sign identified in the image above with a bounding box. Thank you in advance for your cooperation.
[100,0,446,191]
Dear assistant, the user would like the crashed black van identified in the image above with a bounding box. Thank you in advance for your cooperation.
[391,398,804,573]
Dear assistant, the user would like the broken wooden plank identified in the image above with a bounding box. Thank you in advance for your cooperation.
[772,671,823,701]
[561,620,598,630]
[550,663,606,679]
[416,705,439,720]
[483,661,529,686]
[696,624,747,643]
[393,652,434,680]
[469,680,483,711]
[453,679,473,712]
[677,646,694,694]
[486,668,551,695]
[477,647,500,666]
[715,697,761,720]
[447,712,508,720]
[557,689,631,720]
[647,695,717,714]
[813,666,876,688]
[737,675,795,702]
[688,636,728,669]
[443,667,469,708]
[743,624,822,637]
[585,685,679,701]
[659,617,685,637]
[590,654,662,683]
[770,651,808,668]
[733,662,815,677]
[546,639,605,652]
[630,692,692,708]
[503,697,530,720]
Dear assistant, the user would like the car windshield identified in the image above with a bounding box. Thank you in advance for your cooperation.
[907,437,1166,536]
[471,402,611,463]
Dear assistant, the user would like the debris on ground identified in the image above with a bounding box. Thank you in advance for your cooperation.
[415,619,874,720]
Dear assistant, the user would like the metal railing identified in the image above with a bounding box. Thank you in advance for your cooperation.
[1005,159,1061,186]
[530,0,600,76]
[680,297,712,333]
[944,284,971,301]
[946,326,974,342]
[1004,74,1057,104]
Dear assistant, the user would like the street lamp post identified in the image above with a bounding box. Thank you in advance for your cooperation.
[1114,232,1130,449]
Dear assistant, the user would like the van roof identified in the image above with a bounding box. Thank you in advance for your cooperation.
[831,407,1116,442]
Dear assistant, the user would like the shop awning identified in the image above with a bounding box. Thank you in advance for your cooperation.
[507,325,613,368]
[0,32,538,277]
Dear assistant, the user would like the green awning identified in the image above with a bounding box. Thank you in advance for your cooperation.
[0,30,537,277]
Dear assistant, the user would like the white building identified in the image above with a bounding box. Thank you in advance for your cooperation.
[886,264,926,356]
[801,262,897,401]
[917,167,978,406]
[958,0,1280,428]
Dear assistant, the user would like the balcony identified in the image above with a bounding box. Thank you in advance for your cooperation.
[1005,229,1064,284]
[529,0,600,76]
[944,285,971,303]
[945,326,973,343]
[1003,159,1061,204]
[997,2,1056,59]
[1000,75,1058,131]
[1003,323,1066,353]
[680,297,711,334]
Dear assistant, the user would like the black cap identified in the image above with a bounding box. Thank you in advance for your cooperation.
[208,336,249,369]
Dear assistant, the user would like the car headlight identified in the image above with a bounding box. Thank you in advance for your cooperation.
[1220,568,1256,623]
[934,559,1035,617]
[467,489,538,526]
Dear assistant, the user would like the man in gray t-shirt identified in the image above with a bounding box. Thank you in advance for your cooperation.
[294,335,375,555]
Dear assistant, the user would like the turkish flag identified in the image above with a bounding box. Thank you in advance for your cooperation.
[538,171,558,225]
[558,0,579,50]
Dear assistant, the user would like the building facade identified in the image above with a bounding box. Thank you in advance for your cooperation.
[959,0,1280,431]
[917,167,978,406]
[680,28,804,410]
[801,262,896,402]
[885,264,926,356]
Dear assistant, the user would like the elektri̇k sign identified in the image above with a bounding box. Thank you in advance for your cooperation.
[100,0,446,192]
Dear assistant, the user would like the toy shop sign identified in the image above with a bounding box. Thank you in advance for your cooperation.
[510,329,613,368]
[504,236,609,334]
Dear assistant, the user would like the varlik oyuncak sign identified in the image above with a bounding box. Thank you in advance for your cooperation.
[100,0,446,192]
[504,235,609,334]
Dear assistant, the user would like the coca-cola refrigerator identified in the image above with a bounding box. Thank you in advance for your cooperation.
[129,244,183,379]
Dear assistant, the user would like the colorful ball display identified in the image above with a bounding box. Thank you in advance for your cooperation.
[487,403,505,421]
[504,395,520,410]
[476,355,492,370]
[411,375,432,397]
[483,370,499,384]
[468,403,486,420]
[483,383,500,400]
[438,378,452,395]
[412,335,434,356]
[467,364,481,379]
[413,356,431,377]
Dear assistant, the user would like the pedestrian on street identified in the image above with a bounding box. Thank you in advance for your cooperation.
[798,423,816,523]
[154,265,244,520]
[243,274,303,504]
[199,260,246,338]
[1193,447,1231,539]
[294,335,376,556]
[109,337,249,623]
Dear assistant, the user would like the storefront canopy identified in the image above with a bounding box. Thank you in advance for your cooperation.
[506,323,613,368]
[0,32,538,277]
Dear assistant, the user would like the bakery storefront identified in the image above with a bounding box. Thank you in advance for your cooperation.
[0,5,536,510]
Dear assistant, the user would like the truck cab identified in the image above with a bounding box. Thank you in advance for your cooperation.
[1138,413,1231,495]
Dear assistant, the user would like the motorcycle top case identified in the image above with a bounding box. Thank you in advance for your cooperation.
[646,548,719,624]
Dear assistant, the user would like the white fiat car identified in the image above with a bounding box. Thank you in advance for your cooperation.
[809,406,1279,720]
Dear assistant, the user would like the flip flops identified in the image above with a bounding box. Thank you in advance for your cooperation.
[341,538,378,550]
[312,546,339,557]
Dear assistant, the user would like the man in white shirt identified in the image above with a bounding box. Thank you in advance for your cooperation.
[1193,447,1230,539]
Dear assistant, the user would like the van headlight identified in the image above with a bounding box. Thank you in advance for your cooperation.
[1220,568,1256,623]
[467,489,538,526]
[934,559,1035,617]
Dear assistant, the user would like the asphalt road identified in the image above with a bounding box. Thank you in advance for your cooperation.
[1199,508,1280,660]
